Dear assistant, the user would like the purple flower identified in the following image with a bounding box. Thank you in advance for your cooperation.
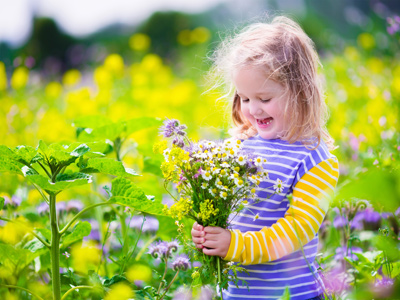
[56,201,66,214]
[83,219,100,241]
[148,241,169,259]
[37,202,49,215]
[4,195,22,208]
[334,246,363,261]
[168,239,179,253]
[66,200,84,212]
[148,239,181,259]
[333,215,347,228]
[160,119,187,139]
[127,216,159,233]
[172,136,185,148]
[162,194,174,208]
[172,254,190,271]
[395,207,400,217]
[373,276,395,298]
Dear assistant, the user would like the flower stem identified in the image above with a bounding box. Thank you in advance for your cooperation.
[61,285,93,300]
[159,270,180,300]
[0,284,45,300]
[217,257,224,300]
[157,258,169,295]
[50,193,61,300]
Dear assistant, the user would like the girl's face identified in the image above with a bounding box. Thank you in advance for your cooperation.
[233,66,288,140]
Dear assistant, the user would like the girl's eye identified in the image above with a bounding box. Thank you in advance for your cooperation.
[261,99,271,103]
[241,99,249,103]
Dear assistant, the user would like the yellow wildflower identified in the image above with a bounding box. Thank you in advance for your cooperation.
[62,69,81,87]
[104,283,134,300]
[129,33,151,51]
[0,61,7,91]
[10,66,29,90]
[104,54,124,76]
[153,140,168,154]
[126,264,152,282]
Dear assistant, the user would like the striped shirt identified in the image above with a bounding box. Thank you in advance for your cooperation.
[223,135,339,300]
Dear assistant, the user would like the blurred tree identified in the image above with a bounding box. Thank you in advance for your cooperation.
[138,11,192,59]
[22,18,77,71]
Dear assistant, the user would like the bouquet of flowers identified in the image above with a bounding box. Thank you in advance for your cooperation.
[154,119,269,291]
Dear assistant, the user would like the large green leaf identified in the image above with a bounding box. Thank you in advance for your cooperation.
[109,177,164,215]
[335,168,400,212]
[77,117,161,142]
[0,157,23,175]
[27,172,92,194]
[62,221,92,247]
[73,115,113,129]
[79,158,139,177]
[142,156,162,176]
[125,117,162,135]
[0,244,43,273]
[13,145,42,165]
[78,122,126,142]
[66,141,112,157]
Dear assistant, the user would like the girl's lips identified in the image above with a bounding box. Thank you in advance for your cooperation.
[256,117,273,128]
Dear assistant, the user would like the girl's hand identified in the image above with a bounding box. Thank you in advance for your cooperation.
[202,226,231,258]
[191,222,205,249]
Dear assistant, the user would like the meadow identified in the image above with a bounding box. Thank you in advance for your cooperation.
[0,17,399,300]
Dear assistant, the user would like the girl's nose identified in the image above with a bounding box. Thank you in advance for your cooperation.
[249,101,263,116]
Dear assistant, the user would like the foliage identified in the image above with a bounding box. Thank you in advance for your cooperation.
[0,9,400,299]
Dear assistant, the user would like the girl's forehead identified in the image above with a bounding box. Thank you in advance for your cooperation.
[232,66,284,93]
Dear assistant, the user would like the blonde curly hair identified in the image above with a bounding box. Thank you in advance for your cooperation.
[208,15,335,150]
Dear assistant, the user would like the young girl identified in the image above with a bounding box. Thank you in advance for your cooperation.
[191,16,339,300]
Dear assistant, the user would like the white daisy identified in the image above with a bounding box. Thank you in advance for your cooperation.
[220,191,228,199]
[201,182,208,189]
[254,157,265,167]
[201,171,212,181]
[220,162,230,168]
[236,155,247,166]
[253,213,259,221]
[273,178,284,193]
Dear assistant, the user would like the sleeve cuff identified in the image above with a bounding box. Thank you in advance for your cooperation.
[223,229,244,262]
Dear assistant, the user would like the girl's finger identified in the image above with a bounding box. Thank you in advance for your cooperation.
[202,240,220,249]
[202,247,222,257]
[204,226,222,234]
[192,237,205,244]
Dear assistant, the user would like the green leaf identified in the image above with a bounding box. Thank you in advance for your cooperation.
[67,141,112,157]
[109,177,165,215]
[142,156,162,176]
[24,238,48,253]
[0,244,43,273]
[77,117,162,142]
[79,158,139,177]
[0,157,23,175]
[73,115,113,129]
[335,168,400,212]
[280,286,291,300]
[0,197,4,210]
[70,144,90,157]
[125,117,162,135]
[27,172,92,194]
[62,221,92,247]
[78,122,127,142]
[13,145,42,165]
[35,228,52,241]
[102,275,129,287]
[383,261,400,278]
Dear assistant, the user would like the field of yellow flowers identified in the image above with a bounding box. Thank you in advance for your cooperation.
[0,23,399,300]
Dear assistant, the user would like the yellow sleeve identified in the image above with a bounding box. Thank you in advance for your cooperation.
[224,157,339,265]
